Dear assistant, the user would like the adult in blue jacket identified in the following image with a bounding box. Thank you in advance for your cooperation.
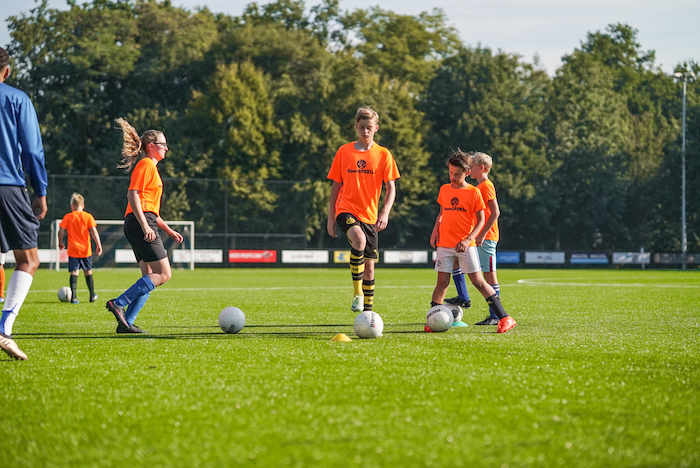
[0,46,48,361]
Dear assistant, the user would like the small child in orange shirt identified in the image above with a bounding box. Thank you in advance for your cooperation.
[429,150,516,333]
[58,193,103,303]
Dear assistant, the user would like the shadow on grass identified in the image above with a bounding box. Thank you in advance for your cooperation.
[13,322,432,340]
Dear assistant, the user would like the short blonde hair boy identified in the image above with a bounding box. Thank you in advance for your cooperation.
[472,152,493,169]
[70,193,85,208]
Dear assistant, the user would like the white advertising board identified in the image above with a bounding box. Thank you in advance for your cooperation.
[281,250,328,264]
[383,250,428,264]
[525,251,565,264]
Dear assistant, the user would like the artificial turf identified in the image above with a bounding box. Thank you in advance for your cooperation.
[2,267,698,467]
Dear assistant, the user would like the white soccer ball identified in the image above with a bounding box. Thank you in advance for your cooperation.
[219,306,245,334]
[353,311,384,339]
[446,304,463,323]
[57,286,72,303]
[427,305,453,332]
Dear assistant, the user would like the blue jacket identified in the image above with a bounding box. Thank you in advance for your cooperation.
[0,82,48,196]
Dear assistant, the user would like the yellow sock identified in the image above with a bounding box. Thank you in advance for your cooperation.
[362,279,375,311]
[350,249,364,296]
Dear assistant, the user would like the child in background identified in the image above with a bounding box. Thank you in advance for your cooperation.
[471,152,502,325]
[59,193,103,303]
[429,150,516,334]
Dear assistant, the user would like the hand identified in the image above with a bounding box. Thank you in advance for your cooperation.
[430,230,438,248]
[170,230,184,244]
[32,196,47,220]
[96,245,103,256]
[456,239,469,252]
[143,226,156,242]
[327,218,337,238]
[375,212,389,231]
[475,234,485,247]
[59,242,65,250]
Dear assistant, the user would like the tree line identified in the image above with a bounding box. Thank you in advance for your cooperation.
[6,0,698,251]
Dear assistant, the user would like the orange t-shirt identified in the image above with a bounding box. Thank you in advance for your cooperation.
[327,142,400,224]
[60,210,97,258]
[477,178,499,242]
[436,183,485,248]
[124,157,163,217]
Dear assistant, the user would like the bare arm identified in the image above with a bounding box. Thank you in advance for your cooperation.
[89,226,103,256]
[430,207,443,248]
[376,179,396,232]
[58,228,67,250]
[127,189,156,242]
[457,210,485,252]
[156,216,183,244]
[476,198,500,246]
[326,181,342,238]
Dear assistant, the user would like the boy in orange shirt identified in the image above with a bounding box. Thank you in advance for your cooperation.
[429,150,516,333]
[471,152,503,325]
[327,106,400,314]
[59,193,103,303]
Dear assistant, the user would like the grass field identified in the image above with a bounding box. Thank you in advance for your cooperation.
[2,267,698,467]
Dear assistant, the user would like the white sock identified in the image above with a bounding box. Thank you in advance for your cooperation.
[1,270,33,336]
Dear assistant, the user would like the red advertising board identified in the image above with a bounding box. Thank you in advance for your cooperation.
[228,250,277,263]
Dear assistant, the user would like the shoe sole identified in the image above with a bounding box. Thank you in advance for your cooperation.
[106,300,129,328]
[0,338,28,360]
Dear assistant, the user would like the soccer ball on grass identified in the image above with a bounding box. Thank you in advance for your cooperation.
[219,306,245,334]
[426,305,452,332]
[57,286,72,303]
[353,311,383,339]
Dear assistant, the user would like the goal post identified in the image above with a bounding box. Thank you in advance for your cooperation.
[50,219,195,271]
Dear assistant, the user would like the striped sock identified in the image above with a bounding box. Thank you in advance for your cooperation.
[489,283,500,319]
[350,248,365,296]
[362,279,375,311]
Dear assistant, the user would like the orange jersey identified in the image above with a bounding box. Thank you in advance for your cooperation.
[124,157,163,217]
[60,210,97,258]
[436,183,485,248]
[327,142,400,224]
[476,178,499,241]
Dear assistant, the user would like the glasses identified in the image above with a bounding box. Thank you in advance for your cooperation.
[152,142,168,149]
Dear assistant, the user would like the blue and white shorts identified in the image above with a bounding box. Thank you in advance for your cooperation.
[477,240,497,273]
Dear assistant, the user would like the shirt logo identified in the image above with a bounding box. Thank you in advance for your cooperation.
[346,216,356,224]
[445,196,466,212]
[347,159,374,175]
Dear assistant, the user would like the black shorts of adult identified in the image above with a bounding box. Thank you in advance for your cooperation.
[68,256,93,272]
[123,212,168,263]
[336,212,379,260]
[0,186,40,252]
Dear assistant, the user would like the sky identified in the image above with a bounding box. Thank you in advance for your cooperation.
[1,0,697,75]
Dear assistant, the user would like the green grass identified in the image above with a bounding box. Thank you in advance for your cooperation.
[2,268,698,467]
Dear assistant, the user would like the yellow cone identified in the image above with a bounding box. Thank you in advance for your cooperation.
[331,333,352,342]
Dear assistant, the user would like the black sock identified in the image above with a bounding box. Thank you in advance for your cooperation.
[85,274,95,297]
[430,301,440,307]
[486,294,507,319]
[69,275,78,300]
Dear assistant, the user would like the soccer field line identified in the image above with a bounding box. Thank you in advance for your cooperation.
[28,284,438,294]
[516,279,700,288]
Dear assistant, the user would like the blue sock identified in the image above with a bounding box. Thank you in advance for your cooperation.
[0,311,9,335]
[452,268,470,302]
[489,283,500,319]
[125,292,150,325]
[115,276,155,307]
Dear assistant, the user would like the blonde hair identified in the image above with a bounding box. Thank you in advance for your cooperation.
[70,193,84,208]
[472,152,493,169]
[354,106,379,126]
[115,118,163,171]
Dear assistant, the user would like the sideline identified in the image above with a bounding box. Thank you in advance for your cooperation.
[516,278,699,288]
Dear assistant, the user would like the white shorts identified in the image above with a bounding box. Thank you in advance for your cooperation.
[0,252,5,265]
[435,246,481,274]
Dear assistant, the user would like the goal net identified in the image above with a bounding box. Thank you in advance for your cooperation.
[49,219,195,271]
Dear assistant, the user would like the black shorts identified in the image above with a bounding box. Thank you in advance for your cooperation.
[124,212,168,263]
[336,212,379,260]
[68,256,93,272]
[0,186,40,252]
